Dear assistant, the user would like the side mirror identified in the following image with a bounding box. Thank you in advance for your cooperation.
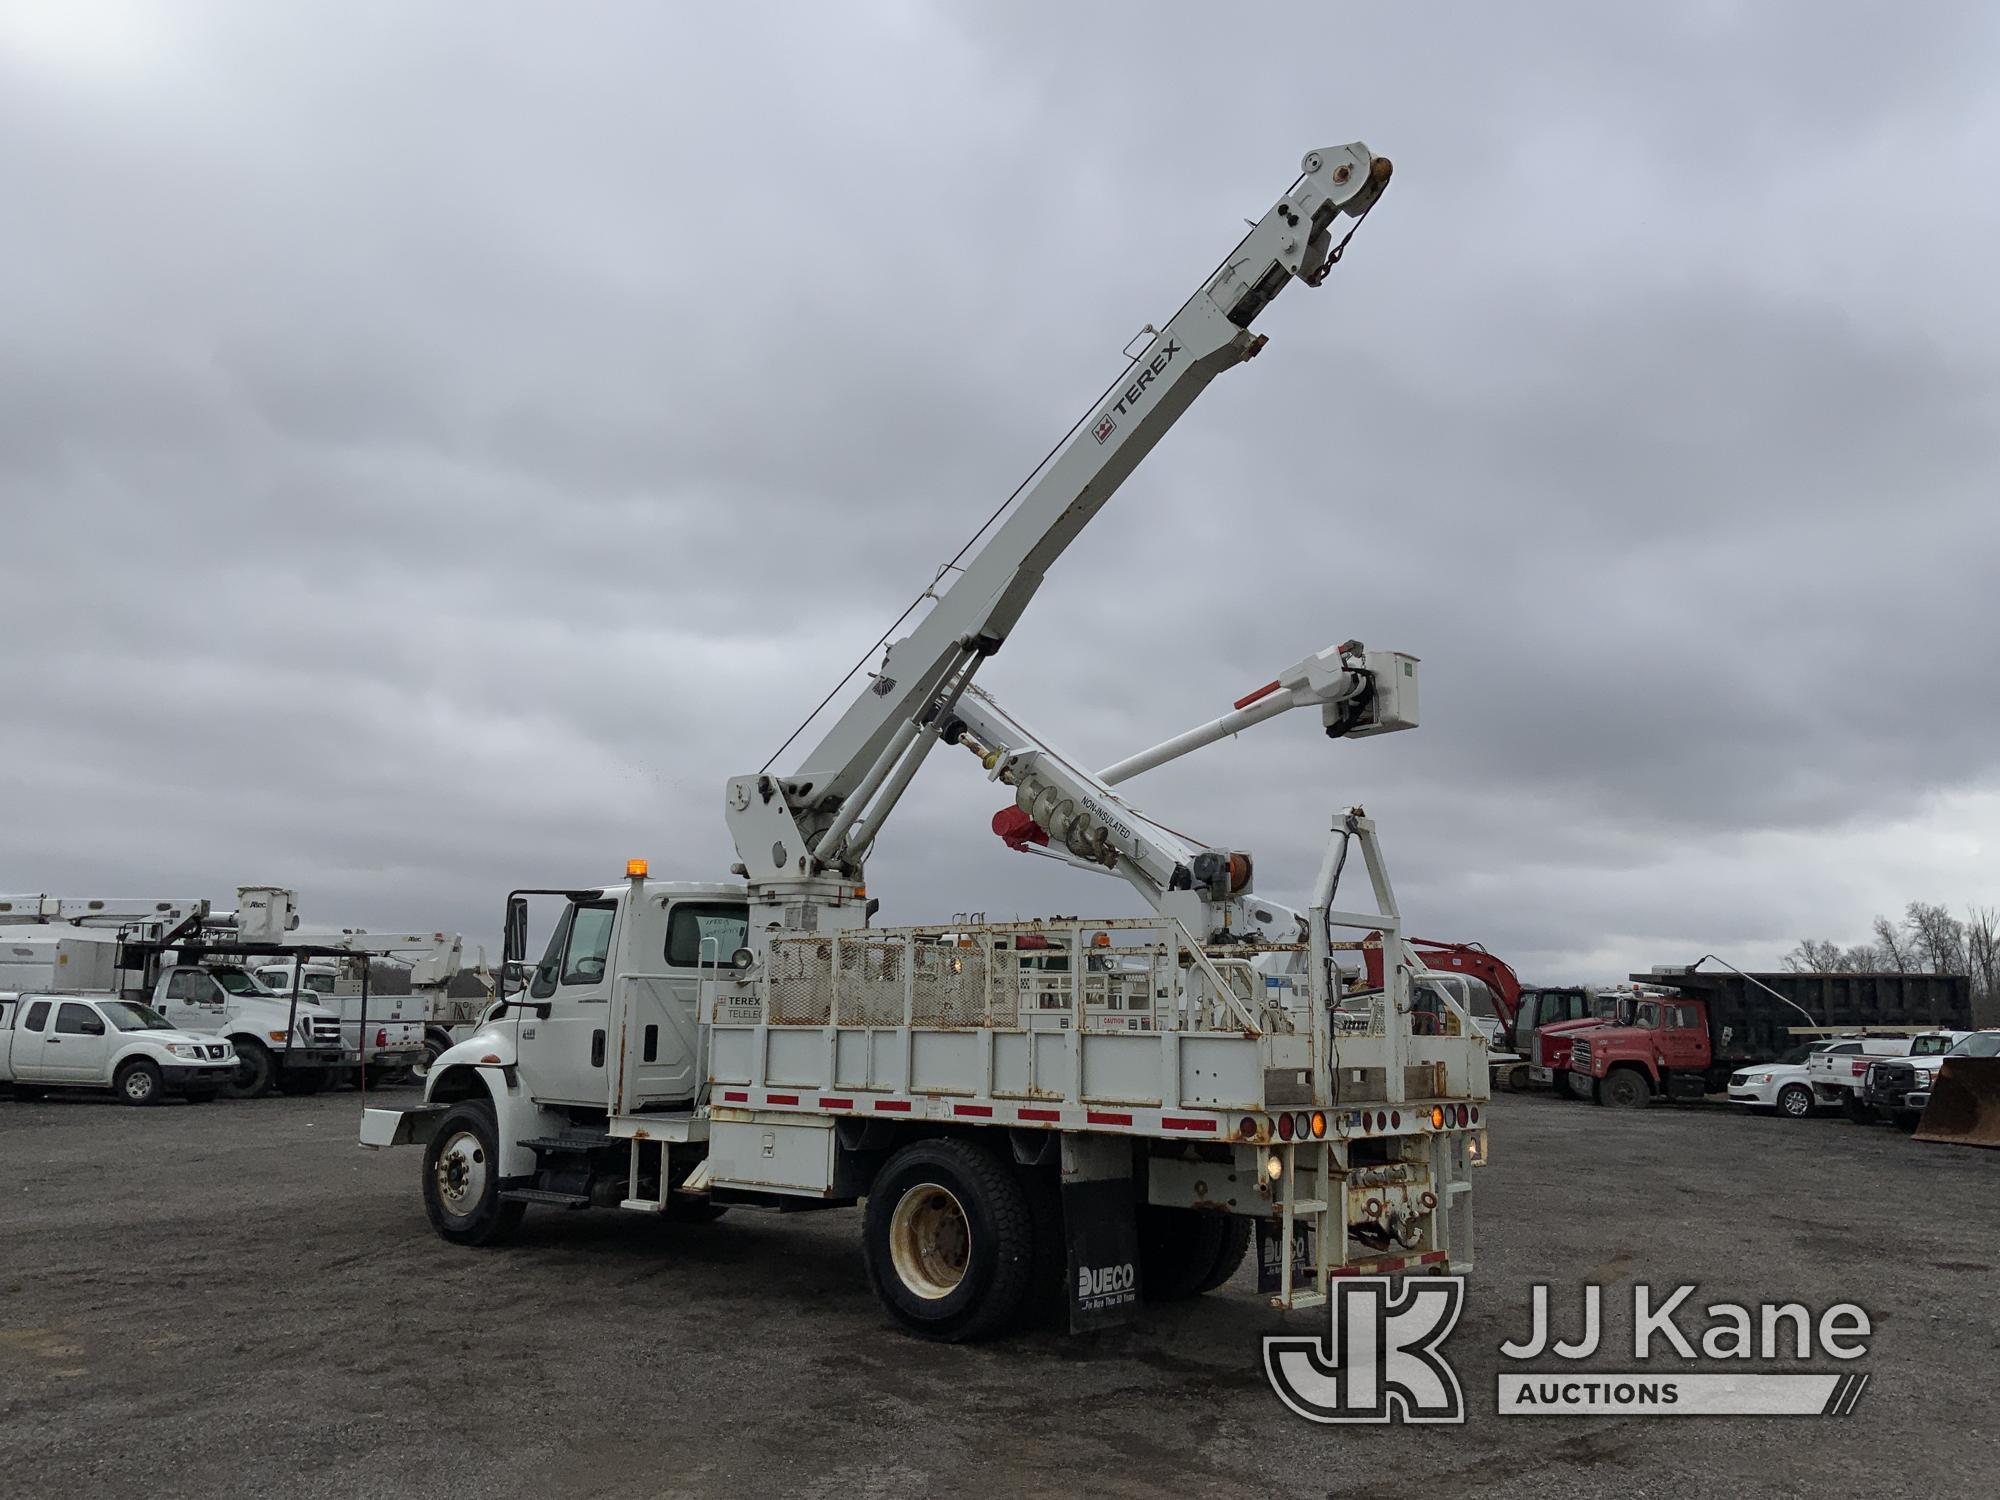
[503,896,529,965]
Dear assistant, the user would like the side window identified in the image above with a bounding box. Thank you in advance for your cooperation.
[23,1000,50,1033]
[560,903,616,987]
[665,904,750,969]
[165,971,210,1002]
[55,1002,105,1036]
[529,906,575,1001]
[1668,1005,1697,1030]
[1829,1042,1860,1055]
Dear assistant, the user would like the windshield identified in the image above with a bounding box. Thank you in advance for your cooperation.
[1949,1033,2000,1058]
[1777,1044,1816,1065]
[211,969,274,996]
[1909,1034,1955,1056]
[101,1001,173,1032]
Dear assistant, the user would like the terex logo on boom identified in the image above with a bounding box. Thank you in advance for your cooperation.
[1092,340,1180,442]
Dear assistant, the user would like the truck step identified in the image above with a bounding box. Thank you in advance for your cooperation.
[499,1186,591,1208]
[517,1133,611,1154]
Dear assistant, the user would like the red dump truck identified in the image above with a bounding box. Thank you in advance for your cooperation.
[1569,967,1973,1110]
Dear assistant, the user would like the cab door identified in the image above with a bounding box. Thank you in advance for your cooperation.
[158,969,228,1035]
[626,900,748,1106]
[44,1001,113,1082]
[12,999,55,1080]
[1657,1002,1710,1073]
[520,899,618,1107]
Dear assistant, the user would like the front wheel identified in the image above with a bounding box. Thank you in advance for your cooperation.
[1776,1083,1814,1119]
[116,1059,163,1107]
[422,1100,525,1247]
[218,1042,274,1100]
[863,1138,1032,1342]
[1599,1069,1651,1109]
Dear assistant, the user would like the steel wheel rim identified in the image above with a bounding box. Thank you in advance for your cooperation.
[125,1070,153,1102]
[888,1183,971,1299]
[434,1130,488,1214]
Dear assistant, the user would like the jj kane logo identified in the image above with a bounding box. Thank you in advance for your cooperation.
[1264,1280,1874,1425]
[1264,1277,1466,1424]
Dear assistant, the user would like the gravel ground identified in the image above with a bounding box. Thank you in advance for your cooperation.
[1,1086,1994,1499]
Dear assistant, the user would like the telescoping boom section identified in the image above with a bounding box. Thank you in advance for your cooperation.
[360,141,1490,1342]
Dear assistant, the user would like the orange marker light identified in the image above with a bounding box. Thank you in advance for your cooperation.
[627,858,649,878]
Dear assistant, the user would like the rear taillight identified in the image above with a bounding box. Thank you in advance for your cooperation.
[376,1028,387,1047]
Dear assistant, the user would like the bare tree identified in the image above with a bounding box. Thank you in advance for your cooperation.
[1872,914,1915,972]
[1966,907,1999,1005]
[1904,901,1968,975]
[1840,943,1881,971]
[1783,938,1847,973]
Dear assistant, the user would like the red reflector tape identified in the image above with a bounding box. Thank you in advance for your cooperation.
[874,1099,911,1113]
[722,1090,748,1103]
[766,1093,799,1106]
[1018,1107,1060,1122]
[818,1097,853,1110]
[953,1104,994,1117]
[1419,1251,1449,1265]
[1086,1110,1133,1127]
[1162,1116,1216,1132]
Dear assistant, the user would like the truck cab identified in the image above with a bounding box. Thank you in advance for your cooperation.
[151,964,345,1098]
[1521,989,1628,1095]
[426,881,746,1118]
[1568,995,1713,1107]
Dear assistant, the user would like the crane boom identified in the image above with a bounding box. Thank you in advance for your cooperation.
[946,640,1416,941]
[726,144,1391,896]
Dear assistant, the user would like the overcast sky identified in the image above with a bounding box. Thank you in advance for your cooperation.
[4,2,1997,983]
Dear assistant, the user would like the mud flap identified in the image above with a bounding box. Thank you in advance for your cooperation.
[1914,1058,2000,1149]
[1255,1219,1314,1297]
[1062,1134,1140,1332]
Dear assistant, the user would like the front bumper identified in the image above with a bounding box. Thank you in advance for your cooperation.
[160,1064,233,1093]
[344,1046,425,1068]
[277,1047,345,1069]
[359,1104,448,1149]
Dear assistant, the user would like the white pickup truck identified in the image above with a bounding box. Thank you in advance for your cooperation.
[249,962,426,1083]
[0,993,237,1105]
[1807,1033,1962,1120]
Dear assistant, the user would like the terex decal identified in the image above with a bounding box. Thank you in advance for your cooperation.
[1092,339,1180,441]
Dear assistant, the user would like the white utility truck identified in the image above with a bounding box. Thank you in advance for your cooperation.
[0,923,345,1098]
[0,992,237,1105]
[249,915,476,1074]
[2,890,446,1095]
[363,142,1491,1341]
[252,961,429,1082]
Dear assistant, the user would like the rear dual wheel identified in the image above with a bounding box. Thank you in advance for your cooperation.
[1140,1206,1253,1300]
[863,1139,1032,1342]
